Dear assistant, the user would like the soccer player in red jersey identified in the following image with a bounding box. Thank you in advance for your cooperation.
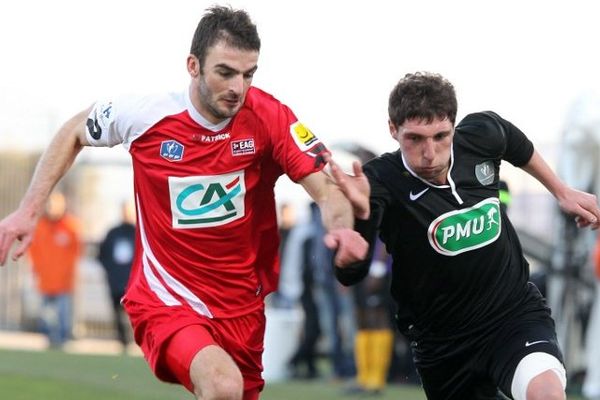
[0,6,369,400]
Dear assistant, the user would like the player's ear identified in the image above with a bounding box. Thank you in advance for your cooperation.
[187,55,200,78]
[388,120,399,140]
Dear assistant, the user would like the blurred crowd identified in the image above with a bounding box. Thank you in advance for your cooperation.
[24,189,136,352]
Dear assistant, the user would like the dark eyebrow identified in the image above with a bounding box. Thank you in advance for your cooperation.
[244,66,258,75]
[435,130,453,136]
[214,63,258,76]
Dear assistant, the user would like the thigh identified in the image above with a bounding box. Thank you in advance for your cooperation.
[163,323,219,392]
[56,294,72,317]
[486,315,564,398]
[161,308,266,394]
[123,300,211,384]
[213,308,266,392]
[417,351,497,400]
[189,344,244,398]
[511,353,566,400]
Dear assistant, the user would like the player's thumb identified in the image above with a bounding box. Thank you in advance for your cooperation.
[323,233,339,250]
[12,235,32,261]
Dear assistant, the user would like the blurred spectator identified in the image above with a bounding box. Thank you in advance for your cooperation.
[277,202,296,255]
[97,200,136,349]
[285,202,322,379]
[345,238,394,396]
[498,179,512,213]
[28,190,81,348]
[583,233,600,400]
[278,201,355,380]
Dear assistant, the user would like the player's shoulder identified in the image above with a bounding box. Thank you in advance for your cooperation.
[88,90,187,147]
[457,110,509,133]
[455,111,508,155]
[239,87,298,138]
[364,151,404,179]
[109,91,186,118]
[244,85,282,106]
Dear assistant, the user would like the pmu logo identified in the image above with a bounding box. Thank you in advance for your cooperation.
[168,172,245,228]
[160,140,184,162]
[427,198,501,256]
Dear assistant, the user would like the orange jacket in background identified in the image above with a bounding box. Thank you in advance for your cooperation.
[28,214,82,295]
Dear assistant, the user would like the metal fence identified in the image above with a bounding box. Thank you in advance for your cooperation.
[0,152,39,330]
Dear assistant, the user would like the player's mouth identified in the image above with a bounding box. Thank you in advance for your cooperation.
[419,167,438,174]
[222,97,240,108]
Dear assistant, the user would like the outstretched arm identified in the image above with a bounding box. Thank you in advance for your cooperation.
[0,106,91,265]
[325,155,388,284]
[299,165,369,267]
[522,149,600,229]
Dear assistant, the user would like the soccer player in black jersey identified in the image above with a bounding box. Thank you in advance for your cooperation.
[327,72,600,400]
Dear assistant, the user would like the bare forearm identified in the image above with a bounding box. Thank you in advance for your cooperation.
[522,149,600,228]
[20,114,86,218]
[300,170,369,266]
[300,171,354,231]
[521,150,567,200]
[318,183,354,231]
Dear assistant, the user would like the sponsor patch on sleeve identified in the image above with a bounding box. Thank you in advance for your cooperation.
[290,122,320,150]
[86,101,113,140]
[306,143,328,169]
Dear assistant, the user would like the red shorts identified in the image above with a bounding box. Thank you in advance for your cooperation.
[123,299,266,394]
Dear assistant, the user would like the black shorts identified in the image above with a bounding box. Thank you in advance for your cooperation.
[415,311,564,400]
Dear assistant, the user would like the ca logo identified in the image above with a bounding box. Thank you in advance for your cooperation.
[168,172,246,228]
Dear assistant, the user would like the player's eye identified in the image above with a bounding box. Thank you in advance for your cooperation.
[434,132,449,141]
[219,70,234,78]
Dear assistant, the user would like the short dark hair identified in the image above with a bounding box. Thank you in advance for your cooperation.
[388,72,457,127]
[190,5,261,70]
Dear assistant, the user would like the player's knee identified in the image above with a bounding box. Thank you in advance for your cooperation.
[526,380,565,400]
[204,379,243,400]
[192,369,244,400]
[188,344,244,400]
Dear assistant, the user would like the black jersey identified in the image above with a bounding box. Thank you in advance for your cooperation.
[337,111,550,365]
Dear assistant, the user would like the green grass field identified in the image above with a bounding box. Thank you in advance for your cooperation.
[0,348,425,400]
[0,348,585,400]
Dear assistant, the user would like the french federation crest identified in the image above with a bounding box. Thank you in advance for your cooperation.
[160,140,185,162]
[475,161,495,185]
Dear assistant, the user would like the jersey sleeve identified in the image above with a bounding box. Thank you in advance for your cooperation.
[86,96,131,147]
[493,112,535,167]
[85,94,172,150]
[267,102,329,182]
[458,111,534,167]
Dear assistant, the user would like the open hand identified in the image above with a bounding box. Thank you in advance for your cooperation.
[325,153,370,220]
[0,210,37,266]
[557,188,600,230]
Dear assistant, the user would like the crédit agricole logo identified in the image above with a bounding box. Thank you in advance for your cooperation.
[168,171,245,229]
[427,198,501,256]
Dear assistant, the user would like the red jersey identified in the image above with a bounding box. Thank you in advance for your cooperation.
[86,87,327,318]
